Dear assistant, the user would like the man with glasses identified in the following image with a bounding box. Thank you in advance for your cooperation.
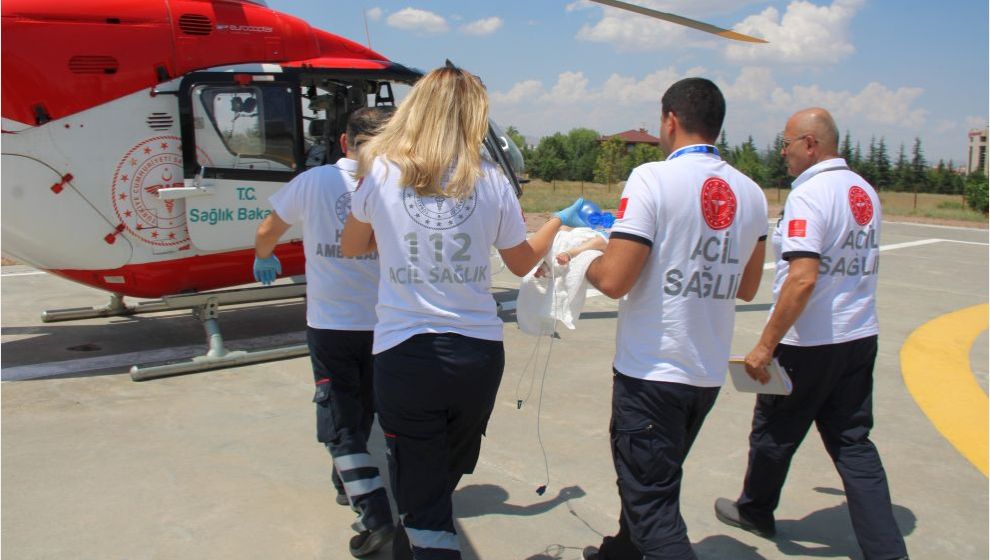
[714,107,909,560]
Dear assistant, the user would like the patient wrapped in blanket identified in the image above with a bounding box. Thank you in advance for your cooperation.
[515,227,607,336]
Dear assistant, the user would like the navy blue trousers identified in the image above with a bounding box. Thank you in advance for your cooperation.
[308,327,392,532]
[597,371,720,560]
[375,333,504,560]
[737,335,907,560]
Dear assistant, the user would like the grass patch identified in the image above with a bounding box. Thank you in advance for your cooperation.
[519,179,988,223]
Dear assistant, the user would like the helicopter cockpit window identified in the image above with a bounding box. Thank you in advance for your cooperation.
[191,84,297,171]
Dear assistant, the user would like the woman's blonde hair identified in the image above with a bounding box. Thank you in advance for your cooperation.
[357,65,489,199]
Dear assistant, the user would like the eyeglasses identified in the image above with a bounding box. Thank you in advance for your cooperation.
[782,134,815,148]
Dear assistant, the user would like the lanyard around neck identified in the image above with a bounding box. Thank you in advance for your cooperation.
[668,145,720,160]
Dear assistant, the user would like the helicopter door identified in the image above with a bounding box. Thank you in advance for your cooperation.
[175,77,303,252]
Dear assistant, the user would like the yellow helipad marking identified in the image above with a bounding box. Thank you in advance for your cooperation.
[901,304,988,476]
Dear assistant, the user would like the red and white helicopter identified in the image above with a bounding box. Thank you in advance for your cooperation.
[1,0,764,379]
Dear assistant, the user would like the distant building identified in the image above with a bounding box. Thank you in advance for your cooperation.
[601,128,661,153]
[968,127,988,176]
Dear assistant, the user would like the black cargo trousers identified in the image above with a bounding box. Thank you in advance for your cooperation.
[596,371,720,560]
[374,333,504,560]
[308,327,393,533]
[736,335,908,560]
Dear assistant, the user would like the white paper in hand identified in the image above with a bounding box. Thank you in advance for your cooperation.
[727,357,792,395]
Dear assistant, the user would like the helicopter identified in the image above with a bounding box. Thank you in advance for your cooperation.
[1,0,764,379]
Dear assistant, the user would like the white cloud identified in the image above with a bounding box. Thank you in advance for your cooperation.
[366,7,383,22]
[490,67,930,156]
[460,17,503,36]
[386,8,449,34]
[725,0,864,65]
[491,80,545,104]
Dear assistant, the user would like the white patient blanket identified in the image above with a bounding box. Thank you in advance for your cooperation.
[516,228,604,336]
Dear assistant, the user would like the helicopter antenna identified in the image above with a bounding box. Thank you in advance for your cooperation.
[587,0,768,43]
[363,6,373,49]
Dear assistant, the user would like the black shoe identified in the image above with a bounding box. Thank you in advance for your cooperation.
[335,492,349,506]
[714,497,776,538]
[582,546,599,560]
[349,524,395,558]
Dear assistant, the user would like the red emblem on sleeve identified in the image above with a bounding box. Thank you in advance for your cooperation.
[700,177,737,230]
[616,197,629,219]
[788,219,807,237]
[848,186,874,226]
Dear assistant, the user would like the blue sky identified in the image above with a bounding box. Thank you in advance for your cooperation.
[267,0,988,166]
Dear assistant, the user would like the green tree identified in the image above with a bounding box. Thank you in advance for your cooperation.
[857,136,877,187]
[625,143,664,176]
[893,143,909,191]
[529,134,567,182]
[909,137,928,193]
[563,128,601,181]
[717,130,731,164]
[764,134,789,189]
[594,136,626,187]
[840,131,853,163]
[874,137,892,191]
[731,136,765,185]
[965,171,989,213]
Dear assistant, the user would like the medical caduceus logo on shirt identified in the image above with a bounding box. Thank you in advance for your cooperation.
[403,188,477,230]
[700,177,737,230]
[848,186,874,226]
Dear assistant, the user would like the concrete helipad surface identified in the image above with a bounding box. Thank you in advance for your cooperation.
[2,220,988,559]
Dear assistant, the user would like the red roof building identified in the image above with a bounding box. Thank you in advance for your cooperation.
[601,128,661,153]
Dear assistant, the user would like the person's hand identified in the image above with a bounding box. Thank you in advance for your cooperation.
[744,344,773,385]
[555,198,587,228]
[555,251,573,265]
[253,255,282,285]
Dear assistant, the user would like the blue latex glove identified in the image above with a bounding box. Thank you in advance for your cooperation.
[555,197,588,228]
[253,255,282,285]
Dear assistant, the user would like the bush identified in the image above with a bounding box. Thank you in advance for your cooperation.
[964,176,989,214]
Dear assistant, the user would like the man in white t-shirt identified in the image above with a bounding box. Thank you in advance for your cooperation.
[253,106,397,557]
[581,78,768,560]
[714,108,909,560]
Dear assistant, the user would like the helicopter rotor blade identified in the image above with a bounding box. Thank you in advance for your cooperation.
[586,0,768,44]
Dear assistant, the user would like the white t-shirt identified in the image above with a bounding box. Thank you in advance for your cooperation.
[771,157,881,346]
[268,158,379,330]
[350,158,528,354]
[610,145,768,387]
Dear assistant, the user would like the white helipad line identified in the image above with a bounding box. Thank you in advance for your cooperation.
[2,332,307,381]
[1,270,46,277]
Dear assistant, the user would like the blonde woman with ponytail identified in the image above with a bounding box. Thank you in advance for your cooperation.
[341,65,580,559]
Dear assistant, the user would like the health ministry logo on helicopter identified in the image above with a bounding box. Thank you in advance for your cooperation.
[0,0,764,379]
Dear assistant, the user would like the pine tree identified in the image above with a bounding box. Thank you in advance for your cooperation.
[732,136,765,185]
[764,134,789,189]
[717,130,731,165]
[910,137,928,192]
[893,143,908,191]
[840,131,853,162]
[874,137,892,191]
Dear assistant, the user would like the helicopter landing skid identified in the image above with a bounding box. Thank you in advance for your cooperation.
[40,284,310,380]
[125,284,309,381]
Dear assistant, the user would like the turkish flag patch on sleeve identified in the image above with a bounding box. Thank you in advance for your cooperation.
[616,197,629,219]
[788,219,807,237]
